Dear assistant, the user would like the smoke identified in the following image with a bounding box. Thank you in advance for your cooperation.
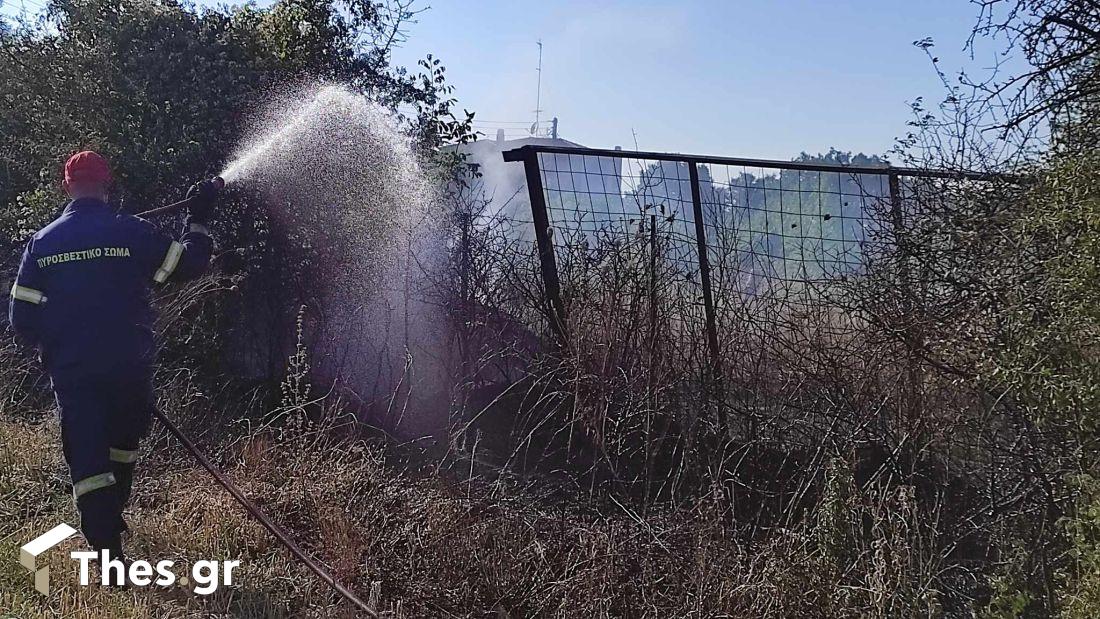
[222,82,452,436]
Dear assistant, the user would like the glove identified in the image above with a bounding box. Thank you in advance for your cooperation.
[185,179,219,225]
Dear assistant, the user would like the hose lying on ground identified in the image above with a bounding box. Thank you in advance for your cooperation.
[152,408,380,617]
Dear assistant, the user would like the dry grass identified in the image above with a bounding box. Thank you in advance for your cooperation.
[0,200,996,617]
[0,372,950,618]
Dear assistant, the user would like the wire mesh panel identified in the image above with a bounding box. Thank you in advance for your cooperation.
[534,152,893,281]
[526,149,898,359]
[538,153,701,274]
[496,145,1001,449]
[537,152,710,354]
[700,165,890,287]
[478,144,1019,537]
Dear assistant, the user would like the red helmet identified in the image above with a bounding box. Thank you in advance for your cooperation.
[64,151,112,186]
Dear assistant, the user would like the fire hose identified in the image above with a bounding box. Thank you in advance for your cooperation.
[136,176,226,219]
[145,180,380,617]
[154,410,379,617]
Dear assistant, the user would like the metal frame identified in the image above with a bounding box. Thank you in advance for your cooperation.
[507,146,570,347]
[501,144,1007,388]
[503,144,1006,181]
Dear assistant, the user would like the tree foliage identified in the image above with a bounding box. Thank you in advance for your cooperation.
[890,2,1100,614]
[0,0,472,237]
[0,0,474,377]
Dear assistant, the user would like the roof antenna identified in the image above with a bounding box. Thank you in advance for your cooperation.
[531,40,543,136]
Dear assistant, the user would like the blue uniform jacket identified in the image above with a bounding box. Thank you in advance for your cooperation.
[8,198,212,385]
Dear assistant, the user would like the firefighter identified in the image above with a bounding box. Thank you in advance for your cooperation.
[8,151,218,561]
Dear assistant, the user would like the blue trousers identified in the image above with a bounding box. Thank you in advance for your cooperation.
[54,373,153,552]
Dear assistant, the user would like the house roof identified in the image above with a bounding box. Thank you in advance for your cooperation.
[443,135,588,158]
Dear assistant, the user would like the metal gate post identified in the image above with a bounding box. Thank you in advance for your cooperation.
[689,162,725,428]
[505,147,569,348]
[888,172,924,477]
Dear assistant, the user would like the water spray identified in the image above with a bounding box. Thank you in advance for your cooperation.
[133,82,447,431]
[131,81,448,614]
[135,83,435,614]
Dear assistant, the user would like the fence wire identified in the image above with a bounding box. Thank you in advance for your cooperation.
[518,149,903,364]
[534,151,892,285]
[479,147,996,442]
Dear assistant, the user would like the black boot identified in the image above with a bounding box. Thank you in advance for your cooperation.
[110,459,135,537]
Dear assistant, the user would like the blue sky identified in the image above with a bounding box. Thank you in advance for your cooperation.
[386,1,1024,159]
[2,0,1026,160]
